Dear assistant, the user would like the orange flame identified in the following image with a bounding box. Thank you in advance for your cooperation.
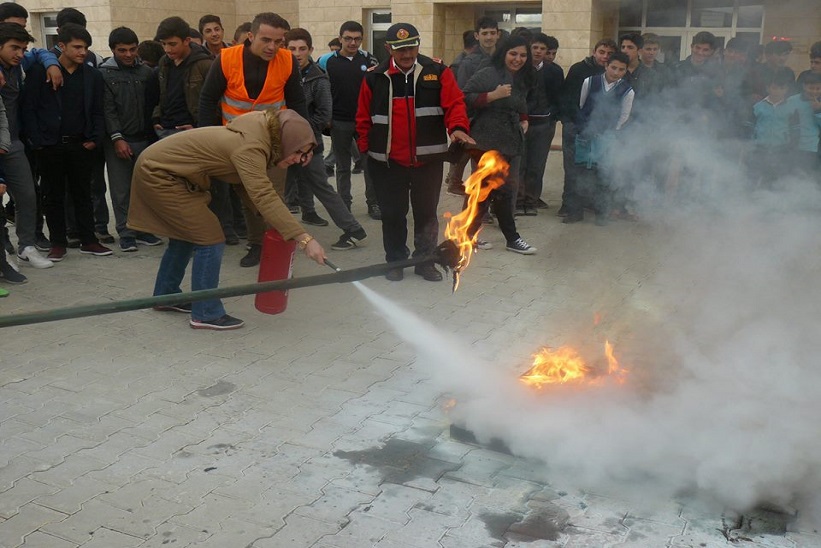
[519,340,628,389]
[443,151,509,290]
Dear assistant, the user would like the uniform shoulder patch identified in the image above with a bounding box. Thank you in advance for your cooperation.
[366,65,378,72]
[423,74,439,81]
[431,57,443,64]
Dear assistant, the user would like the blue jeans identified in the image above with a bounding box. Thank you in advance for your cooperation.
[153,239,226,321]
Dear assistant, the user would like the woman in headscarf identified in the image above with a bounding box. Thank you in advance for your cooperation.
[129,108,326,330]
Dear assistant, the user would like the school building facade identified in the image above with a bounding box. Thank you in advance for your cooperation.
[23,0,819,75]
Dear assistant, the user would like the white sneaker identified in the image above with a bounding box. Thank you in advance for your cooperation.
[5,251,19,272]
[474,239,493,250]
[17,245,54,269]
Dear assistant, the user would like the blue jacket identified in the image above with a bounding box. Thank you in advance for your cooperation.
[21,62,105,148]
[752,96,796,147]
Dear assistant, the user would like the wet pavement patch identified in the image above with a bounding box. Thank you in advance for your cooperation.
[479,504,568,544]
[333,438,461,485]
[449,423,512,455]
[196,381,236,397]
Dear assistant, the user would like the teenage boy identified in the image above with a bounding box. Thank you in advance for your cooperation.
[199,14,230,57]
[22,23,112,261]
[152,17,213,138]
[446,17,499,197]
[570,51,634,225]
[558,38,616,219]
[750,67,799,186]
[786,71,821,177]
[0,21,56,268]
[517,33,563,215]
[749,40,796,103]
[797,41,821,89]
[54,7,113,244]
[673,31,720,105]
[284,28,368,250]
[198,12,308,267]
[456,17,498,87]
[326,21,380,219]
[101,26,162,252]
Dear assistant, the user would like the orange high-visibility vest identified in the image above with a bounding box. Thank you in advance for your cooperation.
[219,45,292,124]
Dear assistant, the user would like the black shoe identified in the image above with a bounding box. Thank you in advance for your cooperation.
[0,262,27,284]
[514,205,526,217]
[536,198,549,209]
[331,228,367,250]
[556,204,568,217]
[302,211,329,227]
[225,233,240,246]
[368,204,382,220]
[447,182,466,197]
[385,268,403,281]
[351,161,363,174]
[414,264,442,282]
[523,206,538,216]
[562,212,583,224]
[35,236,52,252]
[95,231,116,244]
[287,203,300,214]
[190,314,245,330]
[240,244,262,267]
[66,235,81,249]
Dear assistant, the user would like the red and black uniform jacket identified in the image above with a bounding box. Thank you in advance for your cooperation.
[356,54,469,167]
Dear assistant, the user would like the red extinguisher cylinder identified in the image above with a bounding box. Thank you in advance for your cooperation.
[255,229,297,315]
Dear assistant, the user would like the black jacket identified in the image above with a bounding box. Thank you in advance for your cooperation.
[326,50,379,121]
[527,62,564,122]
[22,62,105,148]
[100,57,154,141]
[559,56,603,124]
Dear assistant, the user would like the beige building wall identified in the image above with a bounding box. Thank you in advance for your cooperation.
[20,0,815,78]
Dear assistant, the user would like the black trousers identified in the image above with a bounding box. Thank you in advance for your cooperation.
[369,157,443,263]
[37,142,97,246]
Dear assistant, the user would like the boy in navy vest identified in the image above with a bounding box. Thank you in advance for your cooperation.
[567,51,634,226]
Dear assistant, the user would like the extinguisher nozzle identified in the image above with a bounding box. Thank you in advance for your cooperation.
[324,259,342,272]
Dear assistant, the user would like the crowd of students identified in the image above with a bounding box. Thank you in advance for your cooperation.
[0,3,818,291]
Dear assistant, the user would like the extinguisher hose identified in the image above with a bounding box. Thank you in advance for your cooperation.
[0,240,462,329]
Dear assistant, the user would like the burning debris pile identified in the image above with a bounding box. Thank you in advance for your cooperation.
[519,341,628,389]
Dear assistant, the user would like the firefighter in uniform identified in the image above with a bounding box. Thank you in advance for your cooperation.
[356,23,474,282]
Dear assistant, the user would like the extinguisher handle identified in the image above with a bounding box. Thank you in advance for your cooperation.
[324,259,342,272]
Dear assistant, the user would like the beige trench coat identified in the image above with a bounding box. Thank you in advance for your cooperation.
[128,110,309,246]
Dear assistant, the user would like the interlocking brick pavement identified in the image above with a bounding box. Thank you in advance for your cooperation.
[0,155,812,547]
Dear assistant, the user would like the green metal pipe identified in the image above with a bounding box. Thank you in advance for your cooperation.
[0,253,446,329]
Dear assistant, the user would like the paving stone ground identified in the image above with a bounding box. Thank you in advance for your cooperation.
[0,155,817,547]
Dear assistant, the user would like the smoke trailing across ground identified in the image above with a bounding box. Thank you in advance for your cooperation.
[355,90,821,519]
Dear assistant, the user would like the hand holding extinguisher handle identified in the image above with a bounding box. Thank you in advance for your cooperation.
[300,235,327,265]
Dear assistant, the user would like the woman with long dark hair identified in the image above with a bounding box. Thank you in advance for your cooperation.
[462,36,537,255]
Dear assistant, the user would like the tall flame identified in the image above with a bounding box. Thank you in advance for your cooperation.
[519,340,629,389]
[443,150,509,290]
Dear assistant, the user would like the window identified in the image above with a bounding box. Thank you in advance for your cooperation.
[618,0,765,62]
[368,10,392,64]
[41,12,58,49]
[481,6,543,33]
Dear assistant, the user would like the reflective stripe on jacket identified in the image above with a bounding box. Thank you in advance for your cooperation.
[219,45,291,124]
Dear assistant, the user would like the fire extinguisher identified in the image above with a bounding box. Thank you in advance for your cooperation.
[255,229,297,315]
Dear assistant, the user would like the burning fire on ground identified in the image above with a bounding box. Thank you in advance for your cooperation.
[443,151,508,291]
[519,340,628,389]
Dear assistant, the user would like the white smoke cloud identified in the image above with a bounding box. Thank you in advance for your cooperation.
[354,67,821,520]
